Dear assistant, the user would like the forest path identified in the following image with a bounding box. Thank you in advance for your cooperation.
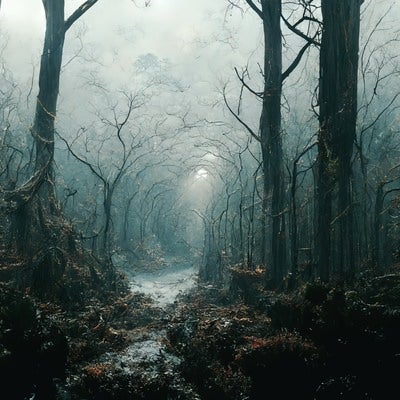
[97,258,202,398]
[128,256,198,306]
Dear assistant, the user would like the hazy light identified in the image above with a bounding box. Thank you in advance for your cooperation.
[195,168,208,179]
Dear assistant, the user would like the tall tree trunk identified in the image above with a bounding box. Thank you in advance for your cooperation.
[10,0,98,241]
[33,0,65,212]
[103,183,113,258]
[260,0,286,286]
[373,183,384,271]
[290,163,298,275]
[316,141,332,282]
[33,0,99,205]
[317,0,361,281]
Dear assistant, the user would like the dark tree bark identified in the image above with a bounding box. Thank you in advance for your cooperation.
[227,0,316,286]
[33,0,99,209]
[33,0,65,210]
[5,0,98,254]
[1,1,99,258]
[373,183,384,271]
[373,184,400,272]
[290,142,317,276]
[317,0,362,281]
[258,0,287,286]
[238,0,287,286]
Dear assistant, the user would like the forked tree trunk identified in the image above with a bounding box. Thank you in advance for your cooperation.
[14,0,98,249]
[2,0,98,260]
[33,0,99,205]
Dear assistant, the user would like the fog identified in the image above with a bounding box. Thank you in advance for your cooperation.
[1,0,259,89]
[0,1,264,263]
[1,1,400,398]
[1,0,399,270]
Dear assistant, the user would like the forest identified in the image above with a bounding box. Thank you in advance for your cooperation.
[0,0,399,399]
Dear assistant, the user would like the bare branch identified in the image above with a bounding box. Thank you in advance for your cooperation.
[281,13,320,46]
[245,0,263,20]
[57,130,106,184]
[65,0,99,32]
[281,38,314,82]
[360,92,400,135]
[234,67,263,98]
[222,85,261,142]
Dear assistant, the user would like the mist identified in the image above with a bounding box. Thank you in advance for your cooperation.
[1,1,400,399]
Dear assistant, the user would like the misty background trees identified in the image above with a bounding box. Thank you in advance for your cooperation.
[1,0,400,292]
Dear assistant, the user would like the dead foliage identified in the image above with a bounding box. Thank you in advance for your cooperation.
[165,275,400,399]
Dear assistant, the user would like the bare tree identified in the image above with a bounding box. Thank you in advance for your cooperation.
[59,92,145,260]
[33,1,99,205]
[3,1,99,254]
[225,0,318,286]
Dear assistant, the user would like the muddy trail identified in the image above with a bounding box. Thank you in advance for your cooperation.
[111,257,199,388]
[127,257,198,307]
[64,257,204,399]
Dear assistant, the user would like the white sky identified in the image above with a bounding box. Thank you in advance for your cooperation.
[1,1,257,104]
[1,0,399,80]
[0,0,249,75]
[1,0,399,130]
[0,0,265,137]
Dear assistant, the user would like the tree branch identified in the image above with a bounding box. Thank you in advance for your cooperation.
[57,130,106,184]
[245,0,263,20]
[360,92,400,135]
[282,38,314,82]
[281,13,320,46]
[65,0,99,32]
[234,67,263,98]
[222,86,261,143]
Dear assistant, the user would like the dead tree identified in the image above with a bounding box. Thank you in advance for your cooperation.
[3,1,99,254]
